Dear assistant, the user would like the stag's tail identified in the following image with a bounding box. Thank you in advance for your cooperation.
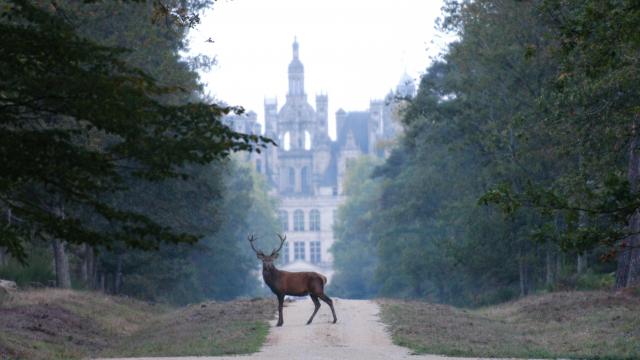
[320,274,327,286]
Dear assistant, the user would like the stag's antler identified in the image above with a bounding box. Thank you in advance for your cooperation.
[248,234,264,255]
[271,233,286,255]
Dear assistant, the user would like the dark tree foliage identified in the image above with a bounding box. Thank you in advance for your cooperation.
[329,157,382,299]
[102,162,278,304]
[332,0,635,305]
[0,0,274,262]
[483,0,640,287]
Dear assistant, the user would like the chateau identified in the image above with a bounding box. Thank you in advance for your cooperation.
[226,39,414,282]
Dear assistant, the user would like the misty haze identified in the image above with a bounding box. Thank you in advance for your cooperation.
[1,1,639,359]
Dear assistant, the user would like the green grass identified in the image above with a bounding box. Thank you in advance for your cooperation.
[379,290,640,360]
[109,321,269,356]
[0,289,275,359]
[102,299,274,357]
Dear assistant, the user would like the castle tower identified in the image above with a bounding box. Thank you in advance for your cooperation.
[276,38,316,195]
[369,100,384,156]
[287,38,306,101]
[264,97,278,137]
[315,94,328,137]
[264,98,279,185]
[396,71,416,99]
[337,130,362,194]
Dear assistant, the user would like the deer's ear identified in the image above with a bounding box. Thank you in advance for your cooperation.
[256,253,264,260]
[272,252,280,259]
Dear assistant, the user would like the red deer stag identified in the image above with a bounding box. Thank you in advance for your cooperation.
[249,234,337,326]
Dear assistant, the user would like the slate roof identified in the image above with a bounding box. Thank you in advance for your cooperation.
[336,111,370,154]
[317,111,371,188]
[318,142,339,187]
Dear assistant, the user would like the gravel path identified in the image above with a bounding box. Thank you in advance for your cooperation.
[100,299,512,360]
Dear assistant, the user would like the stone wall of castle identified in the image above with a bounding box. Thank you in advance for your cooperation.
[223,39,413,282]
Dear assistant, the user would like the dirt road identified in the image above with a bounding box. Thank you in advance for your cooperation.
[103,299,500,360]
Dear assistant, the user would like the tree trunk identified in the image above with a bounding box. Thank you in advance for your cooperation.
[518,248,529,297]
[556,251,564,278]
[545,244,554,286]
[52,239,72,289]
[51,202,71,289]
[1,209,12,266]
[617,117,640,288]
[92,255,99,290]
[114,255,123,294]
[627,235,640,287]
[519,257,526,297]
[617,223,637,289]
[80,244,95,288]
[99,272,106,292]
[80,244,89,284]
[577,251,588,274]
[577,211,588,274]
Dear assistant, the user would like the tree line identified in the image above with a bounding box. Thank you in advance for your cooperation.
[0,0,277,303]
[331,0,640,306]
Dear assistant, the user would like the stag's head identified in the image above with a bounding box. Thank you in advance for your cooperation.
[248,234,286,268]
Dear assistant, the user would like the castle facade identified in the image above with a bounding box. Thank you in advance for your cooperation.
[226,39,414,281]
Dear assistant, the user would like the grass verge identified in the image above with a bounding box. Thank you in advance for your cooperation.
[379,290,640,360]
[0,289,274,359]
[100,298,273,357]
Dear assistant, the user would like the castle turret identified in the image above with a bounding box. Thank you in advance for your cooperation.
[263,98,279,186]
[315,94,328,139]
[396,71,416,99]
[335,108,347,135]
[276,38,315,195]
[264,97,278,137]
[287,38,305,101]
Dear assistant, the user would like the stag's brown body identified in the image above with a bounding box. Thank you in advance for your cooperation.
[250,235,337,326]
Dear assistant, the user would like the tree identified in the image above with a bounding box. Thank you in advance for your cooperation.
[540,0,640,288]
[330,157,382,299]
[68,158,279,303]
[335,0,620,305]
[483,0,640,288]
[0,0,274,263]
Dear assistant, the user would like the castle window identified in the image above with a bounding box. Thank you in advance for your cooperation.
[309,209,320,231]
[310,241,321,264]
[293,209,304,231]
[279,210,289,232]
[288,167,295,189]
[281,241,290,264]
[283,132,291,151]
[294,241,305,261]
[304,131,312,150]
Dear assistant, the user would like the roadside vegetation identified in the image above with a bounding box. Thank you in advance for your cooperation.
[380,290,640,360]
[0,0,279,304]
[332,0,640,307]
[0,289,274,359]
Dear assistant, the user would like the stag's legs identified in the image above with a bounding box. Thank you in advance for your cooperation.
[307,295,321,325]
[276,294,284,327]
[319,294,337,324]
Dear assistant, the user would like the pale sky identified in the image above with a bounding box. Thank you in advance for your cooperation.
[187,0,450,138]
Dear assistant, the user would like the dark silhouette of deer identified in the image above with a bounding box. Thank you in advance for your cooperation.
[249,234,337,326]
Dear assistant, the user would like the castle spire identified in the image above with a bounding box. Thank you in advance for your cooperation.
[288,37,305,98]
[293,36,299,59]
